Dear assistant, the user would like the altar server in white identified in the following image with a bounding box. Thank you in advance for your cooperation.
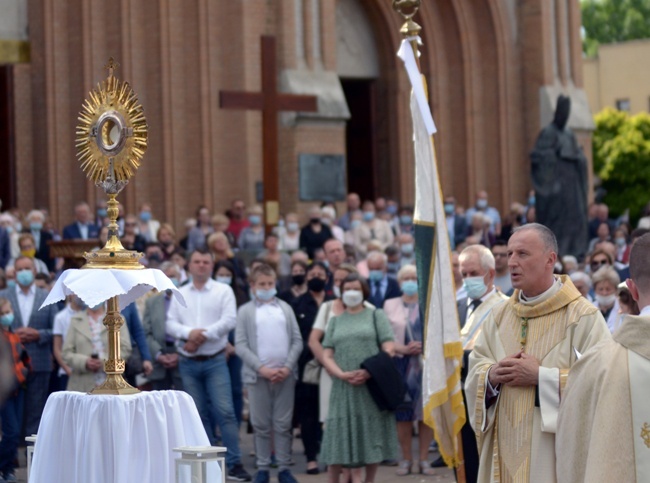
[557,232,650,482]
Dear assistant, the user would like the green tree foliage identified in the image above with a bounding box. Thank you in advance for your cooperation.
[581,0,650,56]
[593,108,650,220]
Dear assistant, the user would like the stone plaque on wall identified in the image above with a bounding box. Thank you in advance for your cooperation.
[298,154,347,202]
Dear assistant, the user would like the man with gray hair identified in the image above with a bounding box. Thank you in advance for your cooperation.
[466,223,611,483]
[366,251,401,308]
[25,210,54,272]
[447,244,508,482]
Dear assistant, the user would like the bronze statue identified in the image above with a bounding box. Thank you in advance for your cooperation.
[530,95,589,258]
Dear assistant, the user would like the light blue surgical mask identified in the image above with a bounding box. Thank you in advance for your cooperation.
[401,243,414,256]
[6,280,16,289]
[386,205,398,215]
[400,215,412,225]
[256,287,277,302]
[362,211,375,222]
[351,220,362,230]
[401,280,418,296]
[368,270,384,282]
[97,208,108,218]
[287,222,299,233]
[387,262,400,273]
[169,277,181,287]
[249,215,262,226]
[528,196,535,206]
[140,211,152,222]
[0,312,14,327]
[476,199,488,210]
[615,237,626,247]
[444,203,455,215]
[30,222,43,231]
[216,276,232,285]
[463,275,487,300]
[16,269,34,287]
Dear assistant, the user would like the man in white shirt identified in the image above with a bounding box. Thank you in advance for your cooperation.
[166,249,251,482]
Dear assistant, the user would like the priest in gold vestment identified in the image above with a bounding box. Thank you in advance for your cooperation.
[466,224,611,483]
[556,233,650,483]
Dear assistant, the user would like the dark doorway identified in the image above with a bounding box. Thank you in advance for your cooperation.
[341,79,377,202]
[0,65,16,209]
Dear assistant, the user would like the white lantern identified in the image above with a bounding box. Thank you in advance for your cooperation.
[174,446,226,483]
[25,434,37,480]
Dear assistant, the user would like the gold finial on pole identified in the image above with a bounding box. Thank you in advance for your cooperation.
[392,0,422,67]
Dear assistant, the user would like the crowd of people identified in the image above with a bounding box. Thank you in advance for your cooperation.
[0,189,645,483]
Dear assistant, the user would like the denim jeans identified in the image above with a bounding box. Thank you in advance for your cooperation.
[179,353,242,468]
[0,388,24,475]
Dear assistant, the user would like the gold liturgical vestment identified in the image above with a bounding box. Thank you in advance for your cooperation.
[466,276,611,483]
[556,314,650,483]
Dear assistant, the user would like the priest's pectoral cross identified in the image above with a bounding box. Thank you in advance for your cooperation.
[219,36,318,233]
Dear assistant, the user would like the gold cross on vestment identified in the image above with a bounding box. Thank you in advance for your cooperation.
[641,422,650,449]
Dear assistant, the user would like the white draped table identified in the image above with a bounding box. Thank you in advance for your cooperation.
[29,390,212,483]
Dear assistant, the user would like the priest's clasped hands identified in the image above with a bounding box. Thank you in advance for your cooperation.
[488,351,540,387]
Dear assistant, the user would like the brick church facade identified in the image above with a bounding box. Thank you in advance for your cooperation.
[0,0,593,231]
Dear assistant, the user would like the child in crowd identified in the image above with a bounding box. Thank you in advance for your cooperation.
[0,297,31,483]
[235,263,302,483]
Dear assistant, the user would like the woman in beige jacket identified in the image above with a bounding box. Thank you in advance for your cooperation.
[62,303,132,393]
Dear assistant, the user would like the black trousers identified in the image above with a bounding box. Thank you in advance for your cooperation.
[294,381,322,462]
[458,388,479,483]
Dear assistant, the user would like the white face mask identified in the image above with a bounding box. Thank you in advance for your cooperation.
[333,285,341,298]
[342,290,363,307]
[596,293,617,308]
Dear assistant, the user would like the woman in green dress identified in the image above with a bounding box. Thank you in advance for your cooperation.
[320,273,398,483]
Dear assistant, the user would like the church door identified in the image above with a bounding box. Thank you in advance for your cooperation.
[341,78,378,202]
[0,66,16,208]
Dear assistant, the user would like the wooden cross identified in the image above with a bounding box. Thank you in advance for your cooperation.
[219,36,318,233]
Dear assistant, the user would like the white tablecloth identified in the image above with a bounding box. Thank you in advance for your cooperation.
[29,390,211,483]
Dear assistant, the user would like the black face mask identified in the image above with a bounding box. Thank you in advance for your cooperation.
[310,218,321,225]
[307,277,326,292]
[292,274,306,286]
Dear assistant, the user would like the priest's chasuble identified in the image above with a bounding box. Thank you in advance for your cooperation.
[556,314,650,483]
[466,275,611,483]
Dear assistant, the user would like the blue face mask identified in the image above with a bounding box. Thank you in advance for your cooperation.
[387,262,400,273]
[368,270,384,282]
[386,205,398,215]
[249,215,262,226]
[400,215,412,225]
[140,211,152,222]
[170,278,181,287]
[98,208,108,218]
[401,280,418,296]
[30,222,43,231]
[16,269,34,287]
[216,276,232,285]
[287,222,299,233]
[0,312,14,327]
[401,243,414,256]
[463,275,487,300]
[444,204,455,215]
[476,199,488,210]
[256,287,277,302]
[528,196,535,206]
[6,280,16,289]
[362,211,375,222]
[351,220,361,230]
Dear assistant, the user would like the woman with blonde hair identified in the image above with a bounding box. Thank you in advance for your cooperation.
[207,231,246,287]
[383,264,434,476]
[156,223,178,260]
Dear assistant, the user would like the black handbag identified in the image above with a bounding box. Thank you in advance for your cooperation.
[360,310,407,411]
